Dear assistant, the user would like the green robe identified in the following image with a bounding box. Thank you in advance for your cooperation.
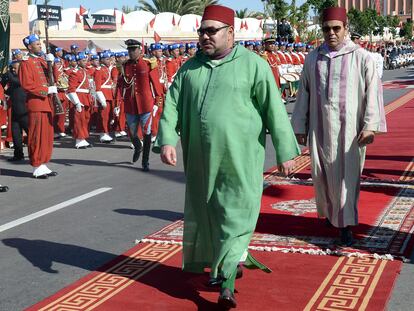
[154,45,300,278]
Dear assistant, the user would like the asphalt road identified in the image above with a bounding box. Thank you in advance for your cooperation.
[0,67,413,310]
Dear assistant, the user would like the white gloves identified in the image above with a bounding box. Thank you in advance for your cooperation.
[46,53,55,62]
[152,105,158,117]
[67,92,84,112]
[75,103,84,113]
[114,106,120,117]
[95,91,107,108]
[48,86,58,94]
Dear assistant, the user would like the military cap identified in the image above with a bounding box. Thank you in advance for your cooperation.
[54,57,62,63]
[263,37,276,44]
[125,39,141,48]
[70,44,79,50]
[350,32,362,40]
[12,49,22,56]
[238,41,245,45]
[22,34,39,48]
[76,52,87,61]
[168,43,180,51]
[100,51,111,59]
[186,42,197,49]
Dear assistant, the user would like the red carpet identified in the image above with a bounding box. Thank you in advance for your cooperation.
[143,184,414,259]
[26,243,402,311]
[25,86,412,310]
[265,91,414,183]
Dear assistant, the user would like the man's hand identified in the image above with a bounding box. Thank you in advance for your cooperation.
[160,145,177,166]
[278,159,295,177]
[295,134,307,146]
[358,130,375,146]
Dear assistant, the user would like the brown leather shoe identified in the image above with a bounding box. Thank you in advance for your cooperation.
[218,288,237,309]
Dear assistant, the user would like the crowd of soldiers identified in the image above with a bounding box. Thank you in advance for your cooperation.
[0,33,316,190]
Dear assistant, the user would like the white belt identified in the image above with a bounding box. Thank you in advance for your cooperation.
[101,85,112,89]
[77,89,90,93]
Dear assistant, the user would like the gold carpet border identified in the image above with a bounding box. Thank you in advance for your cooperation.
[264,90,414,180]
[304,257,387,311]
[38,243,182,311]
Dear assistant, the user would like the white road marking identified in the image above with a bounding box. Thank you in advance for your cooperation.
[0,187,112,233]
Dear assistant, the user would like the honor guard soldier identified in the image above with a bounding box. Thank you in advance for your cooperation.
[149,42,167,140]
[117,39,164,171]
[67,53,93,149]
[19,34,58,178]
[111,52,127,138]
[262,38,281,89]
[53,57,69,138]
[166,43,182,86]
[94,51,115,143]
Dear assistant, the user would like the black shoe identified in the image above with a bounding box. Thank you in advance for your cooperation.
[47,171,58,177]
[236,264,243,279]
[132,137,142,163]
[33,174,49,179]
[218,288,237,309]
[142,163,150,172]
[0,186,9,192]
[207,276,224,287]
[325,218,334,228]
[8,156,24,162]
[340,227,354,246]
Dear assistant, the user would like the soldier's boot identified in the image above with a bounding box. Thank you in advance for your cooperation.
[132,137,142,163]
[142,134,152,172]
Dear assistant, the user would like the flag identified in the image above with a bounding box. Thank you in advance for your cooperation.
[121,14,125,25]
[259,20,263,29]
[141,37,145,48]
[244,21,248,30]
[172,15,176,26]
[75,13,81,23]
[196,18,199,29]
[0,0,10,74]
[79,5,87,16]
[154,31,161,42]
[149,17,155,28]
[113,9,116,18]
[240,21,244,30]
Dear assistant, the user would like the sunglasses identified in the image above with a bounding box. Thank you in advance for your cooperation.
[197,25,229,36]
[322,25,343,33]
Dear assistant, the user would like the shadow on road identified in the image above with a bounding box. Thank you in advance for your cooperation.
[2,238,219,309]
[114,208,183,221]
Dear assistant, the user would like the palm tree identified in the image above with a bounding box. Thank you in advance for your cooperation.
[138,0,219,15]
[235,8,264,19]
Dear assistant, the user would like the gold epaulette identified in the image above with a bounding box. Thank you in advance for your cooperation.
[143,57,158,70]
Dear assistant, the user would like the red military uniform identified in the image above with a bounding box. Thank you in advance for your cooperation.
[111,65,126,134]
[284,52,294,65]
[94,64,115,134]
[290,52,302,66]
[276,51,287,64]
[151,56,168,137]
[68,66,92,140]
[298,52,306,65]
[53,59,69,135]
[263,51,281,89]
[19,54,54,168]
[117,57,163,116]
[166,56,181,85]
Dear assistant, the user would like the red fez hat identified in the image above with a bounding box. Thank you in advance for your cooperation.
[202,5,235,28]
[322,7,347,24]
